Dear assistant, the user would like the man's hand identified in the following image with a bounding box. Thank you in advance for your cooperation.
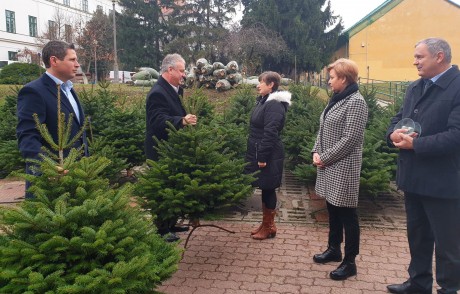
[390,129,407,144]
[391,129,417,149]
[258,162,267,168]
[55,166,69,175]
[182,114,197,126]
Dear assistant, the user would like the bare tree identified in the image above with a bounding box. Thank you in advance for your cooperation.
[75,8,113,81]
[222,23,289,75]
[35,7,84,47]
[17,47,42,65]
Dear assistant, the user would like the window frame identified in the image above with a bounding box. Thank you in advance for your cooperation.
[8,51,18,61]
[5,10,16,33]
[29,15,37,37]
[65,24,72,43]
[48,20,57,40]
[82,0,88,12]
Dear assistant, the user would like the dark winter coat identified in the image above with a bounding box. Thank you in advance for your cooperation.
[244,91,291,190]
[145,76,186,160]
[16,73,88,160]
[386,65,460,199]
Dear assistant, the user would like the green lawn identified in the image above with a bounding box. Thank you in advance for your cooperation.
[0,83,329,113]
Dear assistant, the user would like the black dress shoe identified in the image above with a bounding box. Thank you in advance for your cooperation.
[387,280,431,294]
[329,261,357,280]
[169,225,190,232]
[437,290,456,294]
[163,232,180,243]
[313,246,342,264]
[437,289,457,294]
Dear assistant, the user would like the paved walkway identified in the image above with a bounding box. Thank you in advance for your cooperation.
[0,174,441,293]
[157,172,422,294]
[160,222,412,294]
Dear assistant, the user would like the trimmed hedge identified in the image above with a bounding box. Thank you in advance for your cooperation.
[0,63,44,85]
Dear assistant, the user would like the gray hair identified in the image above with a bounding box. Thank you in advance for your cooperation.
[160,53,185,73]
[416,38,452,63]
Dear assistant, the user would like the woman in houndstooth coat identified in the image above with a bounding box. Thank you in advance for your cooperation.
[311,58,368,281]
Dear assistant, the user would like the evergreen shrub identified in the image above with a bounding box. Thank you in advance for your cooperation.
[136,89,255,226]
[0,88,180,293]
[0,63,44,85]
[0,87,23,178]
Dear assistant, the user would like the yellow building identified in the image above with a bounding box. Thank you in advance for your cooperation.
[335,0,460,81]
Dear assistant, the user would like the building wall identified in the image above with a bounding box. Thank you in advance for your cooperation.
[0,0,118,63]
[340,0,460,81]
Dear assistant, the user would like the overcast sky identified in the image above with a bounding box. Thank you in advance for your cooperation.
[329,0,460,30]
[233,1,460,30]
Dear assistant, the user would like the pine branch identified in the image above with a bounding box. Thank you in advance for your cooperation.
[32,84,88,168]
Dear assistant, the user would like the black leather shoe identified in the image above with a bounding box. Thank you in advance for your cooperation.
[313,246,342,264]
[330,261,357,280]
[437,290,456,294]
[163,232,180,243]
[170,225,190,232]
[387,280,431,294]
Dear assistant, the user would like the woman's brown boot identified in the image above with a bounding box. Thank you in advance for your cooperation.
[252,209,277,240]
[251,204,267,235]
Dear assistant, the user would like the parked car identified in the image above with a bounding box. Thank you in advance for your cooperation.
[109,71,134,83]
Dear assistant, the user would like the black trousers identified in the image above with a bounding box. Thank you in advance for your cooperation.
[327,201,360,261]
[155,218,178,236]
[405,193,460,293]
[261,189,277,210]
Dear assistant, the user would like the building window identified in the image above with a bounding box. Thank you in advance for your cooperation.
[65,24,72,43]
[63,0,70,6]
[48,20,57,40]
[8,51,18,61]
[6,10,16,33]
[82,0,88,12]
[29,16,37,37]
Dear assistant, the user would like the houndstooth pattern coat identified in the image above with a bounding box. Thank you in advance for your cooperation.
[312,91,368,207]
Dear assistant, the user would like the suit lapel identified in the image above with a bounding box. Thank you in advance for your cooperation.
[158,76,186,113]
[413,79,427,107]
[70,88,85,125]
[42,74,82,126]
[322,97,348,120]
[160,77,180,100]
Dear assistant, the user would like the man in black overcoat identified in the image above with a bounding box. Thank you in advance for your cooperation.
[386,38,460,294]
[144,53,197,242]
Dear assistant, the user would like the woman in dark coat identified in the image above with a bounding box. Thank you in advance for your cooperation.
[244,71,291,240]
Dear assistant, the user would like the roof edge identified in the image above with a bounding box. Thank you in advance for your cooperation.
[343,0,403,38]
[446,0,460,8]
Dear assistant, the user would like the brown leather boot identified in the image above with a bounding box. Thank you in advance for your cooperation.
[252,209,277,240]
[251,204,267,235]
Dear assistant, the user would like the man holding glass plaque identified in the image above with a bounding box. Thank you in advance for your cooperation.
[386,38,460,294]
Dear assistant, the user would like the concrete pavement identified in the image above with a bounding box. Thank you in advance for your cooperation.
[159,221,413,294]
[0,173,440,293]
[156,171,436,294]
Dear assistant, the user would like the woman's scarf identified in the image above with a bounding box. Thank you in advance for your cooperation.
[323,82,359,116]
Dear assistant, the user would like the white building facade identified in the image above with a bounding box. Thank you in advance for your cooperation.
[0,0,119,66]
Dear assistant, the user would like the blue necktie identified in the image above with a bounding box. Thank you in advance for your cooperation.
[423,79,433,95]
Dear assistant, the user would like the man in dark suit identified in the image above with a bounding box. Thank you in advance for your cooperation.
[387,38,460,294]
[145,53,197,242]
[17,40,88,198]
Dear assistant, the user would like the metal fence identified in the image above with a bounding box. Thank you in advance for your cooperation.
[358,77,410,105]
[316,77,410,105]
